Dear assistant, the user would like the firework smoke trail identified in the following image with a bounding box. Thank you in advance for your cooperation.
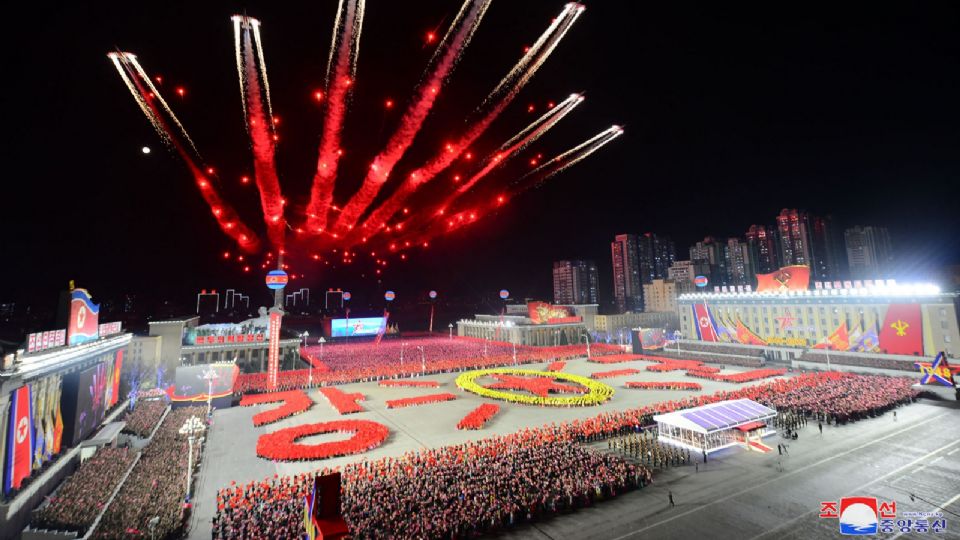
[251,19,275,122]
[410,125,622,243]
[349,4,585,240]
[236,17,286,247]
[331,0,492,235]
[356,93,583,239]
[108,53,261,251]
[126,56,199,155]
[304,0,366,234]
[232,16,246,118]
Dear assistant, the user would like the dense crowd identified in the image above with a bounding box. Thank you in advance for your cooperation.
[240,390,313,426]
[800,351,917,372]
[121,400,168,438]
[609,430,691,469]
[214,431,647,539]
[92,406,206,540]
[31,447,137,534]
[625,381,702,391]
[686,367,787,383]
[212,371,917,538]
[649,348,764,367]
[235,337,621,394]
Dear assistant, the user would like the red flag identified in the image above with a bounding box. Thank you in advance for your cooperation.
[4,385,33,494]
[879,303,923,356]
[814,322,850,351]
[736,319,767,346]
[111,350,124,408]
[692,304,717,342]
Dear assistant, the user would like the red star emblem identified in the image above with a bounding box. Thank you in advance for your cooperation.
[483,374,586,398]
[775,308,797,331]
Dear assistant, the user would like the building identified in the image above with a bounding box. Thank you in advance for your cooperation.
[845,226,893,279]
[127,334,162,374]
[725,238,754,285]
[775,208,812,267]
[553,260,600,304]
[773,209,845,281]
[689,237,727,285]
[457,303,598,346]
[677,284,960,358]
[745,225,778,274]
[643,279,678,313]
[668,261,696,294]
[637,233,676,284]
[594,311,678,336]
[611,234,643,312]
[148,313,302,374]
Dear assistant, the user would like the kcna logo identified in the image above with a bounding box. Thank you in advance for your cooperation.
[820,497,947,535]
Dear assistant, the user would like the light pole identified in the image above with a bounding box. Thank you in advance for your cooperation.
[419,346,425,374]
[200,367,219,418]
[512,341,517,365]
[313,336,325,386]
[674,331,682,356]
[400,341,407,367]
[178,416,206,502]
[580,331,591,359]
[819,336,832,370]
[448,323,454,340]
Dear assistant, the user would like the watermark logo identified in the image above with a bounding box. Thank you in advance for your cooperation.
[819,498,947,535]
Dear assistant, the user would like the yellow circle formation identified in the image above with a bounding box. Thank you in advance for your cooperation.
[455,368,614,407]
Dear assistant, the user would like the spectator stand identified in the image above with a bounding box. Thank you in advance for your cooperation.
[796,350,930,376]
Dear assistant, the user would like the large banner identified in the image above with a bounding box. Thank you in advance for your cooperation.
[268,310,282,390]
[67,288,101,346]
[62,362,110,447]
[756,265,811,293]
[692,303,718,342]
[109,350,123,408]
[638,328,667,350]
[527,302,581,324]
[4,385,34,495]
[814,322,850,351]
[879,303,923,356]
[330,317,387,337]
[915,353,957,387]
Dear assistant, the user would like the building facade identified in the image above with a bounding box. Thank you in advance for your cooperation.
[845,226,893,279]
[643,279,678,313]
[553,260,599,305]
[611,234,643,312]
[638,233,676,284]
[745,225,778,274]
[678,286,959,358]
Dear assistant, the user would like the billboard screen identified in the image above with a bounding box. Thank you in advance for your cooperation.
[61,362,109,447]
[330,317,387,337]
[527,302,581,324]
[167,363,239,409]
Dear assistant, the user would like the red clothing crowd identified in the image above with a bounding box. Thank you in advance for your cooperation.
[121,401,168,438]
[235,338,622,394]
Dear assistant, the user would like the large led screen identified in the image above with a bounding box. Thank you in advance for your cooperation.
[330,317,386,337]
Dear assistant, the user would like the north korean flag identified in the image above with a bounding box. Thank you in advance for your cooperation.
[693,303,718,342]
[4,385,34,495]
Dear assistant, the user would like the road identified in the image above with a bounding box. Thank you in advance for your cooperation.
[495,398,960,540]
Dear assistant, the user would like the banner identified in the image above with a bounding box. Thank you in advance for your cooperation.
[4,385,34,494]
[67,288,100,346]
[692,303,718,342]
[110,350,123,408]
[527,302,580,324]
[879,303,923,356]
[756,265,811,293]
[736,318,767,346]
[915,353,957,387]
[814,322,850,351]
[268,310,282,390]
[639,328,667,350]
[167,363,239,405]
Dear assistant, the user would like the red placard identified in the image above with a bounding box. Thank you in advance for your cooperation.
[268,311,282,389]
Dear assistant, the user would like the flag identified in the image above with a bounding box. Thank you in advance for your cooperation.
[67,288,100,346]
[735,318,767,346]
[850,326,880,353]
[303,477,319,540]
[111,351,124,408]
[847,325,863,351]
[4,385,34,494]
[879,303,923,356]
[692,304,718,342]
[52,403,63,455]
[756,265,811,293]
[915,352,956,387]
[814,322,849,351]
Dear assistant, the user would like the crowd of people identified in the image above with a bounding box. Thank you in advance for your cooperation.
[457,369,615,407]
[686,367,787,383]
[625,381,702,391]
[255,420,390,461]
[121,400,167,438]
[649,347,764,367]
[240,390,313,426]
[31,447,137,534]
[212,371,917,538]
[92,406,206,539]
[609,430,692,469]
[800,351,917,372]
[214,430,647,539]
[457,403,500,430]
[234,337,622,394]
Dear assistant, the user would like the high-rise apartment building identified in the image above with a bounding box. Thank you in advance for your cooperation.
[611,234,643,312]
[637,233,676,284]
[845,226,893,279]
[553,260,600,304]
[724,237,754,285]
[642,279,678,313]
[745,224,778,274]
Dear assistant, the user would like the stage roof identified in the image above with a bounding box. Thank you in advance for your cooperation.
[654,399,776,434]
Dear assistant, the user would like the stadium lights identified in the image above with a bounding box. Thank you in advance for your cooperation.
[678,282,943,301]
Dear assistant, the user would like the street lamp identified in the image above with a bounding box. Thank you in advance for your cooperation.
[178,416,206,502]
[448,323,454,339]
[400,341,407,367]
[512,341,517,366]
[200,367,219,417]
[579,331,591,359]
[819,336,832,370]
[674,331,682,356]
[418,346,426,374]
[313,336,325,386]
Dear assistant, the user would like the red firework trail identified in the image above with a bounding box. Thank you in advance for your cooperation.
[349,4,585,238]
[409,125,624,243]
[109,52,261,252]
[305,0,365,233]
[237,17,286,247]
[330,0,492,235]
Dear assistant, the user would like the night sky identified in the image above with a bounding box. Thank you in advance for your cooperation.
[4,2,959,313]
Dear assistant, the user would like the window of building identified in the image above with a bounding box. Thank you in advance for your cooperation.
[946,335,952,344]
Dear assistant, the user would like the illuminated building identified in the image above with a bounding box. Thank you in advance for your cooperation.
[457,303,597,346]
[611,234,643,312]
[553,260,599,304]
[638,233,676,284]
[643,279,678,313]
[845,226,893,279]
